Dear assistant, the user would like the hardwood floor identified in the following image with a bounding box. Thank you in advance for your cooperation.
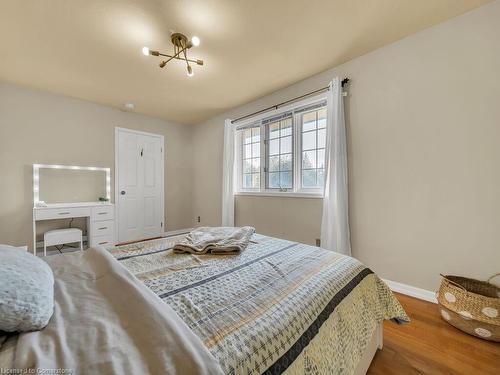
[367,293,500,375]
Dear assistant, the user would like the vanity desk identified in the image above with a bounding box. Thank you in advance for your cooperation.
[32,202,115,255]
[32,163,114,256]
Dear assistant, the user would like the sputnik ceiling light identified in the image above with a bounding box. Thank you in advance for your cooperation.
[142,33,203,77]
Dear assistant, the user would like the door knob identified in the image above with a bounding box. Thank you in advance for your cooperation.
[120,190,126,195]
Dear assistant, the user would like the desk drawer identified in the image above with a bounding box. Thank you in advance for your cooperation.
[35,207,91,220]
[91,235,114,247]
[91,206,114,221]
[91,220,114,237]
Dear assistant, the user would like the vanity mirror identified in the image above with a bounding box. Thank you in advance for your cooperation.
[33,164,111,205]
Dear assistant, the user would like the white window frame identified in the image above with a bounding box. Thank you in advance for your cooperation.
[235,93,327,198]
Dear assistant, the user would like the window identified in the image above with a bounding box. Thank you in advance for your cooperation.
[300,107,326,189]
[241,125,260,189]
[264,114,293,190]
[236,97,327,196]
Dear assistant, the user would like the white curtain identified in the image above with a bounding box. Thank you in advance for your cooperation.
[221,119,236,226]
[320,77,351,256]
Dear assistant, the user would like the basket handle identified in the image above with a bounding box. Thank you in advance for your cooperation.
[439,274,467,291]
[487,272,500,285]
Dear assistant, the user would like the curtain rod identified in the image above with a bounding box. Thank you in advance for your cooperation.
[231,78,350,124]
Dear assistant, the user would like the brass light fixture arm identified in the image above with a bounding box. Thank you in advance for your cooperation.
[181,40,192,74]
[157,52,203,65]
[159,47,187,68]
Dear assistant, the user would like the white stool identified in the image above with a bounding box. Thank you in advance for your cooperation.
[43,228,83,256]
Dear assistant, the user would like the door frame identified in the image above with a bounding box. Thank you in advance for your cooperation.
[115,127,165,242]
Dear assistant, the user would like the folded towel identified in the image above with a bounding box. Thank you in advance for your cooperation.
[173,226,255,255]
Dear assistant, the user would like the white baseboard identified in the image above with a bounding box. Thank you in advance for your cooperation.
[383,279,437,304]
[164,228,193,237]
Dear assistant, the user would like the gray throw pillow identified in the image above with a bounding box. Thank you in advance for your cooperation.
[0,246,54,332]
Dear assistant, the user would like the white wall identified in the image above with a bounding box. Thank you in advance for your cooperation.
[0,83,193,248]
[190,2,500,291]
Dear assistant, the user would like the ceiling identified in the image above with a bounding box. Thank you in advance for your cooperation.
[0,0,491,125]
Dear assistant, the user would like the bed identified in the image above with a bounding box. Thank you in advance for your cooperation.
[1,233,408,374]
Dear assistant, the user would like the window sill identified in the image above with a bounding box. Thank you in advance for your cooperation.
[235,191,323,199]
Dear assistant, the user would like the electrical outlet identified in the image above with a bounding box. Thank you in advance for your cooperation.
[197,216,201,223]
[315,238,321,247]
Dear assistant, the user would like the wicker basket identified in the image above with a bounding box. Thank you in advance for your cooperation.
[437,273,500,342]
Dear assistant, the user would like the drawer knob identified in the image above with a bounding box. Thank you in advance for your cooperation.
[98,212,107,215]
[99,241,108,245]
[98,227,108,230]
[120,190,126,195]
[58,212,70,215]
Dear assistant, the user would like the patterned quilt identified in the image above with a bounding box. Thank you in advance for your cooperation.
[108,234,408,375]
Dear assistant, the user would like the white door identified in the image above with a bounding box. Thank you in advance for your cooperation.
[116,128,164,243]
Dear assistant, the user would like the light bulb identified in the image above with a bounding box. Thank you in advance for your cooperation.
[187,65,194,77]
[191,36,200,47]
[142,46,150,56]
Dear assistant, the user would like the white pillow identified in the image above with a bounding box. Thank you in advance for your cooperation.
[0,246,54,332]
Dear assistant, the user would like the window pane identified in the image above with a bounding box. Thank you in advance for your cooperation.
[266,118,294,189]
[317,169,325,187]
[244,144,252,159]
[302,170,316,187]
[243,159,251,173]
[302,131,316,150]
[269,139,279,156]
[252,173,260,188]
[251,127,260,143]
[269,123,280,139]
[252,142,260,158]
[303,111,316,132]
[251,158,260,173]
[280,172,292,188]
[318,128,326,149]
[317,108,327,129]
[280,119,292,137]
[302,150,316,169]
[243,129,252,144]
[317,149,325,169]
[280,154,292,171]
[266,117,294,189]
[269,156,279,172]
[280,136,292,154]
[268,172,280,188]
[300,106,326,190]
[240,125,261,190]
[243,173,252,188]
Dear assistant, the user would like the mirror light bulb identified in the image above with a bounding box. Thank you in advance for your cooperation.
[187,65,194,77]
[191,36,200,47]
[142,46,150,56]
